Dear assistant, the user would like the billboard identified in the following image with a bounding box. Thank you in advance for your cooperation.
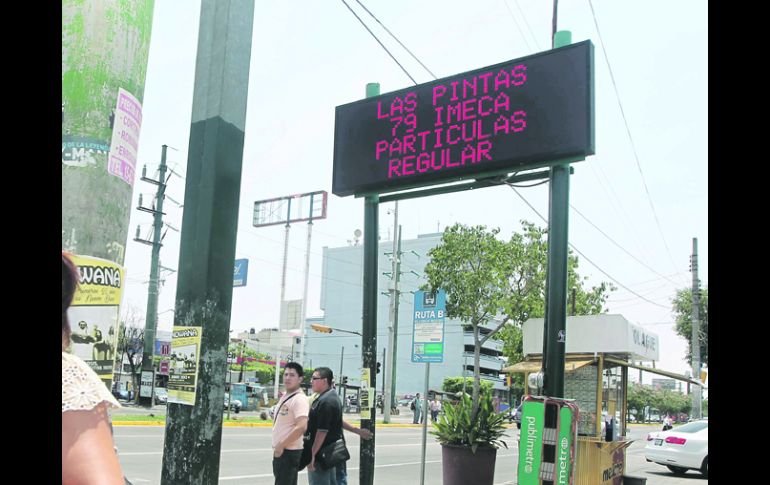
[333,41,594,196]
[253,190,328,228]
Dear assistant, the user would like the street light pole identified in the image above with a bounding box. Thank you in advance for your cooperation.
[339,346,345,396]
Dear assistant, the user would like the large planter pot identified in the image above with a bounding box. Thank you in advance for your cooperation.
[441,443,497,485]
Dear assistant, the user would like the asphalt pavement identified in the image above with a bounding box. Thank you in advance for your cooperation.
[113,414,706,484]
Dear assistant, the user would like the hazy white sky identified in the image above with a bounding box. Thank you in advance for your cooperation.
[120,0,707,382]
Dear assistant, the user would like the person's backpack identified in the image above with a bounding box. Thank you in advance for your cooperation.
[410,399,415,411]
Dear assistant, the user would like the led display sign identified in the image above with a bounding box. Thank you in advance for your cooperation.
[333,41,594,197]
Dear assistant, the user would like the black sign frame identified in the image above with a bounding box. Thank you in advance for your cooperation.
[332,41,594,197]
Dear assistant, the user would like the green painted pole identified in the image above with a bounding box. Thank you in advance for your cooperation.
[139,144,168,407]
[360,82,380,485]
[160,1,254,483]
[542,30,572,399]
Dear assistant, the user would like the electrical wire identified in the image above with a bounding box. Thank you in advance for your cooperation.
[508,184,669,309]
[586,0,683,282]
[353,0,437,79]
[338,0,418,84]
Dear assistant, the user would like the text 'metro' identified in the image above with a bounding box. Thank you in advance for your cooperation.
[332,41,594,197]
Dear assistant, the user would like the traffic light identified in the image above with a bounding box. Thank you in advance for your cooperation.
[376,362,381,374]
[310,323,332,333]
[342,376,348,385]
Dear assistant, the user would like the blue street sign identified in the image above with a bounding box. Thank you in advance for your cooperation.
[233,259,248,287]
[411,290,446,363]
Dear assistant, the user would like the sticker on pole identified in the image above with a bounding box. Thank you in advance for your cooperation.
[411,290,446,363]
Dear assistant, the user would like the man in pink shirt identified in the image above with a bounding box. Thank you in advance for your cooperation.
[272,362,309,485]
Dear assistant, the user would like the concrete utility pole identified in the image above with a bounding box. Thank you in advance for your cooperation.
[383,206,401,423]
[160,1,254,483]
[136,144,168,407]
[690,238,702,419]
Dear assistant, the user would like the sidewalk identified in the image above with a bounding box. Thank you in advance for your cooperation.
[112,402,443,427]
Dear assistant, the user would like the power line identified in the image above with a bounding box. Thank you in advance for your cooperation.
[510,0,541,51]
[586,0,683,283]
[338,0,418,84]
[501,0,533,52]
[508,184,669,309]
[586,159,656,268]
[570,204,680,287]
[354,0,437,79]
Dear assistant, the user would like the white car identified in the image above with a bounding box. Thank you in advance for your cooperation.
[644,419,708,477]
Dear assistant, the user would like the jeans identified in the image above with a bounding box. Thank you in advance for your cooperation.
[272,449,302,485]
[335,461,347,485]
[307,465,337,485]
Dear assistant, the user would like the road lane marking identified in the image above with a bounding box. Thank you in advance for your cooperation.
[216,454,517,481]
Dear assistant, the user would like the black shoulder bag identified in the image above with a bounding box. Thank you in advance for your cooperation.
[316,435,350,470]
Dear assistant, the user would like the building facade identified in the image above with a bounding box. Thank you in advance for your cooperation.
[303,232,507,397]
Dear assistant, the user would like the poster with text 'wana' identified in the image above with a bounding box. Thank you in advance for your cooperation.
[67,254,124,389]
[167,326,203,406]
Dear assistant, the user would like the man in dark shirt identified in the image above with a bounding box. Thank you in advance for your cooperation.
[306,367,343,485]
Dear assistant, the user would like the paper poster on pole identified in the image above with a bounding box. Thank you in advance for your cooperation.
[361,368,372,419]
[167,326,203,406]
[107,88,142,186]
[67,254,124,389]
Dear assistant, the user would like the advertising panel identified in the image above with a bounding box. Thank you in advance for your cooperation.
[167,326,203,406]
[67,254,124,388]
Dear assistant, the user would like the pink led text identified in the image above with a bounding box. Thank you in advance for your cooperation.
[374,64,529,179]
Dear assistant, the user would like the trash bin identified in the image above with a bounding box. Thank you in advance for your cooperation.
[622,475,647,485]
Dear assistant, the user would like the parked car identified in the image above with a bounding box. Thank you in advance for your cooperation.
[644,419,708,477]
[154,387,168,405]
[224,393,242,413]
[398,399,412,407]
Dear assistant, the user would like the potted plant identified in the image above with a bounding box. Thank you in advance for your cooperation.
[431,387,509,485]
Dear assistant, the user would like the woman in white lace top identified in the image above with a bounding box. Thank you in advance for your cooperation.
[62,252,124,485]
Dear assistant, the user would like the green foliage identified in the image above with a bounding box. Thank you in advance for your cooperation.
[442,376,492,395]
[671,287,708,366]
[627,383,692,421]
[423,221,614,419]
[431,387,508,453]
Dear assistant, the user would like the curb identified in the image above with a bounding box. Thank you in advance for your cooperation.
[112,421,439,428]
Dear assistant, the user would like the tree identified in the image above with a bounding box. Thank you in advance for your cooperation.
[442,376,492,395]
[672,286,708,366]
[227,342,275,384]
[423,222,614,421]
[117,307,145,403]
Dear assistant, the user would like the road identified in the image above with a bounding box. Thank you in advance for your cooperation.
[115,424,706,484]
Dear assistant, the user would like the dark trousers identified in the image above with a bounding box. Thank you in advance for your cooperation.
[273,449,303,485]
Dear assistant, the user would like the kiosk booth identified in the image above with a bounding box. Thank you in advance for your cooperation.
[504,314,701,485]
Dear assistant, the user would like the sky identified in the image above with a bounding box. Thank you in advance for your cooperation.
[119,0,708,383]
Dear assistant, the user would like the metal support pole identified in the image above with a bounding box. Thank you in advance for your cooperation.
[381,347,386,414]
[542,31,571,400]
[419,363,430,485]
[339,346,345,396]
[273,343,282,402]
[299,217,313,366]
[359,82,380,485]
